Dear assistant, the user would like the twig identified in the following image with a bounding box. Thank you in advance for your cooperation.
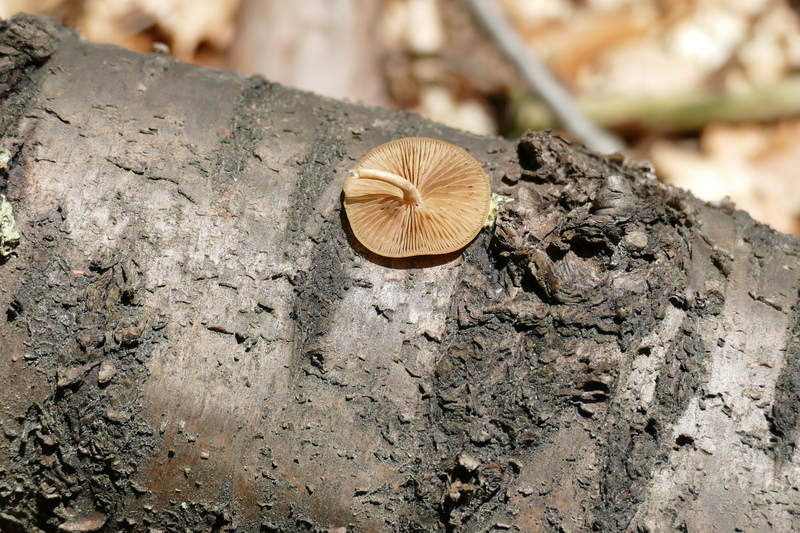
[462,0,625,154]
[518,76,800,133]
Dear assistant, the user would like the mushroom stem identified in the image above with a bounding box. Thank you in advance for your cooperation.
[349,169,423,205]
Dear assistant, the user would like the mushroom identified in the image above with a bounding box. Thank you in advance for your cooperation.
[343,137,491,258]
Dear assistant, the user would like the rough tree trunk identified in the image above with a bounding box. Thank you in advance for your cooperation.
[1,14,799,533]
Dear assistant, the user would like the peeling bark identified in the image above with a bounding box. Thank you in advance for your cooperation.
[1,14,799,533]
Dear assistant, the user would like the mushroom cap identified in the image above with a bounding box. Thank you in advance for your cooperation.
[343,137,491,258]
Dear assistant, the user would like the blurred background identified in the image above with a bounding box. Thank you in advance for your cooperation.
[2,0,799,234]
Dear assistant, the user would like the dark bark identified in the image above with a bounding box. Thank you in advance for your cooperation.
[1,14,799,533]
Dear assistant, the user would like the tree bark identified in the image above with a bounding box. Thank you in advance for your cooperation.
[1,14,799,533]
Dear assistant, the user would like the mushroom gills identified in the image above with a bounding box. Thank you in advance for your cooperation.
[342,137,491,258]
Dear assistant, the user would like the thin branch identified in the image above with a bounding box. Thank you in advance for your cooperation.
[518,76,800,133]
[462,0,625,154]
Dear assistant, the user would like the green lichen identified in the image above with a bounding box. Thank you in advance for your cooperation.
[0,149,10,170]
[484,193,514,228]
[0,194,21,257]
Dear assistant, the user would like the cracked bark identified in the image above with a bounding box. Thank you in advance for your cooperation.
[1,14,799,533]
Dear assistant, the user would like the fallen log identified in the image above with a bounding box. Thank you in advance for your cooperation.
[0,13,798,533]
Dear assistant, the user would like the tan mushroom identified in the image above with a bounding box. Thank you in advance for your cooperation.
[343,137,491,258]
